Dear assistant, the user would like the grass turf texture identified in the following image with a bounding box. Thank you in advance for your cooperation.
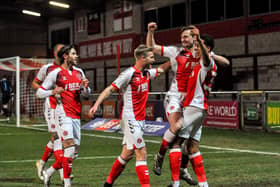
[0,124,280,187]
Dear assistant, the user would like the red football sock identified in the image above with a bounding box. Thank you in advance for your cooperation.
[106,157,126,184]
[159,129,176,156]
[169,148,181,182]
[136,161,150,187]
[190,152,207,183]
[62,156,73,179]
[41,144,53,162]
[159,139,169,156]
[52,150,63,170]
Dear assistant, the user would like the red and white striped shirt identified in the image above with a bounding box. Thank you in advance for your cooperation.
[38,66,86,119]
[35,62,60,109]
[183,59,217,110]
[161,46,199,94]
[112,67,158,121]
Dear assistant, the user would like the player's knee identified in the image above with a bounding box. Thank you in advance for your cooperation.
[50,132,58,141]
[63,139,75,149]
[53,133,59,140]
[173,117,184,132]
[175,117,184,131]
[170,137,183,149]
[187,139,199,154]
[135,147,148,161]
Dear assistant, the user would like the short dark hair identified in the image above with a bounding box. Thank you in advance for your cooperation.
[134,44,153,59]
[53,43,64,53]
[200,34,215,51]
[180,25,198,35]
[57,45,75,64]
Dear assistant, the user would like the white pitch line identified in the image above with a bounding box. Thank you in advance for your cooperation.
[0,152,236,164]
[199,145,280,156]
[2,126,280,157]
[83,133,280,156]
[0,133,34,136]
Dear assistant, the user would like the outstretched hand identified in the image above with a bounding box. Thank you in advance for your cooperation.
[88,104,98,118]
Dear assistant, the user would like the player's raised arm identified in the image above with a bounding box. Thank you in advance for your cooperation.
[88,85,117,118]
[195,33,211,67]
[146,22,162,54]
[211,53,230,66]
[158,61,171,73]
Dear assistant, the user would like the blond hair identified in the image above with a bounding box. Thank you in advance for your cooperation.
[134,44,153,59]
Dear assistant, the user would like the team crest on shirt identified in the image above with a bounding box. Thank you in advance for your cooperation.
[137,138,142,144]
[62,76,67,81]
[133,77,140,82]
[51,124,56,129]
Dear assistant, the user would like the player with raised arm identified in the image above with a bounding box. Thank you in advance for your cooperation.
[168,33,217,187]
[179,34,224,186]
[88,44,162,187]
[146,22,229,185]
[32,44,64,181]
[36,45,89,187]
[147,22,200,185]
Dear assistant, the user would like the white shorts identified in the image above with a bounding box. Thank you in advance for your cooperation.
[178,106,207,142]
[121,119,145,150]
[164,92,186,117]
[44,98,56,133]
[55,104,81,145]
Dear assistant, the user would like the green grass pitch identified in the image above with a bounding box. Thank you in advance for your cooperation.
[1,123,280,187]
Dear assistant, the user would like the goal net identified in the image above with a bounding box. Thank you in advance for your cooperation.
[0,56,54,127]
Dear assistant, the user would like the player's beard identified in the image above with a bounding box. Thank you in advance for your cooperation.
[67,60,75,67]
[182,42,193,50]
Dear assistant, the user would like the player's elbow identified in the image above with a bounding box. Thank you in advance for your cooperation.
[36,88,45,98]
[31,81,40,91]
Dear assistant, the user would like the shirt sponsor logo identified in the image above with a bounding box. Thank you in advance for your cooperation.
[65,82,80,91]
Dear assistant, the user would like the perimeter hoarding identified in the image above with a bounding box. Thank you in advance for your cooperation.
[266,101,280,127]
[82,118,169,136]
[203,101,239,129]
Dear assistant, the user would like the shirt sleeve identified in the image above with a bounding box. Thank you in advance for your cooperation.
[112,68,134,90]
[162,46,178,58]
[36,70,58,98]
[35,65,48,82]
[147,68,158,80]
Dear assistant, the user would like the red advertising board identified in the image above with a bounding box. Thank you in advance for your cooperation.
[203,101,239,129]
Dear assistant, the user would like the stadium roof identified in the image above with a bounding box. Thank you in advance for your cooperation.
[0,0,105,24]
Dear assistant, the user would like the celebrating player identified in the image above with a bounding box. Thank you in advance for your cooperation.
[36,45,90,187]
[146,22,229,185]
[146,22,200,185]
[168,33,217,187]
[88,44,162,187]
[32,44,64,181]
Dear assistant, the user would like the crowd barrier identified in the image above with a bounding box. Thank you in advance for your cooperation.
[81,91,280,133]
